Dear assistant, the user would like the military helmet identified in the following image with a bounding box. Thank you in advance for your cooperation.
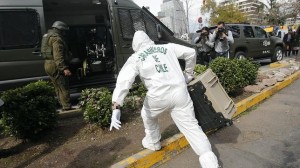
[52,21,69,31]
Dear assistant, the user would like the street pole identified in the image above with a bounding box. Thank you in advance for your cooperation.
[185,0,189,34]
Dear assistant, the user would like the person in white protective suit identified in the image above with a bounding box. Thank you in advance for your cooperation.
[110,31,219,168]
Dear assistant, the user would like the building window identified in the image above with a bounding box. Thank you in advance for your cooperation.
[0,9,40,50]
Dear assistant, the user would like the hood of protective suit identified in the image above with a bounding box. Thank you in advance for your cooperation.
[132,31,155,52]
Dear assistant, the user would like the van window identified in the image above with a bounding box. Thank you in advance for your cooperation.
[243,26,255,38]
[254,27,267,38]
[118,9,158,41]
[0,10,40,50]
[227,25,240,38]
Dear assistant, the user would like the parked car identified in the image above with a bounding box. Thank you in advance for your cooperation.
[206,23,284,62]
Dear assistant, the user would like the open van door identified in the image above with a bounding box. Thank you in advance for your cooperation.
[42,0,117,92]
[110,1,162,71]
[109,1,187,72]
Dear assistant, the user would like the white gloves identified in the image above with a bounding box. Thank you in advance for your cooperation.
[184,73,194,84]
[109,109,121,131]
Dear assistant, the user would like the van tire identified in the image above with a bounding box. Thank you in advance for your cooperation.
[271,46,283,62]
[235,51,246,59]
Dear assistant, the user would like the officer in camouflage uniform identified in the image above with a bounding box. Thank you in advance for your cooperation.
[41,21,72,111]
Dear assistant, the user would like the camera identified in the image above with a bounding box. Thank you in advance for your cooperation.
[217,27,227,41]
[200,32,209,41]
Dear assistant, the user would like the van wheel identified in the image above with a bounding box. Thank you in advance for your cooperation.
[271,46,283,62]
[235,51,246,59]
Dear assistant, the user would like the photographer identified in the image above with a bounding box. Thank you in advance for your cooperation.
[211,21,234,58]
[194,27,214,65]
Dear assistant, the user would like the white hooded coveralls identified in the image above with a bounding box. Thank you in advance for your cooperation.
[112,31,219,167]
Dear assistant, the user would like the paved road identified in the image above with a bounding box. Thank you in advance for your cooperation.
[258,55,297,73]
[159,78,300,168]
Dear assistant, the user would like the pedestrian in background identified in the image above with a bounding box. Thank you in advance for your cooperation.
[194,27,214,65]
[211,21,234,58]
[283,28,294,57]
[110,31,220,168]
[41,21,73,111]
[295,26,300,60]
[292,30,299,56]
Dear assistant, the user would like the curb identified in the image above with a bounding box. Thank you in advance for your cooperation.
[260,62,290,74]
[233,70,300,118]
[58,109,82,119]
[111,134,189,168]
[111,70,300,168]
[269,62,288,68]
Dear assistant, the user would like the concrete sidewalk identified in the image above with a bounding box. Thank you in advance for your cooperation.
[159,77,300,168]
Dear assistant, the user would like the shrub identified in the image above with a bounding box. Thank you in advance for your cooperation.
[209,57,259,95]
[232,58,260,86]
[79,84,147,127]
[79,88,112,127]
[194,64,208,76]
[130,82,147,99]
[123,83,147,111]
[209,57,244,94]
[0,80,57,140]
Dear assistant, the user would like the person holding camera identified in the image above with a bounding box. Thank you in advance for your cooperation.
[211,21,234,58]
[194,27,214,65]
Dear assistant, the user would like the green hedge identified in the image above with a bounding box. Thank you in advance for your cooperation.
[122,83,147,111]
[232,58,260,86]
[194,64,208,76]
[208,57,259,95]
[0,80,57,140]
[79,83,147,127]
[79,88,112,127]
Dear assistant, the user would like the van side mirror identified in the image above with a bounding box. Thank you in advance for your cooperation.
[156,24,162,40]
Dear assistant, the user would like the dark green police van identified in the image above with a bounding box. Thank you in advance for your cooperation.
[0,0,191,93]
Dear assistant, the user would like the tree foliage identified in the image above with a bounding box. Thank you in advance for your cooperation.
[201,0,300,25]
[280,0,300,23]
[201,0,217,14]
[210,4,247,25]
[201,0,247,25]
[264,0,283,25]
[262,0,299,25]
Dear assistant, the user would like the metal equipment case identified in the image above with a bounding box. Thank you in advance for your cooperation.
[191,68,236,119]
[188,70,233,133]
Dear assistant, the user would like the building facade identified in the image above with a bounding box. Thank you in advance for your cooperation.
[159,0,187,37]
[285,15,300,26]
[220,0,266,24]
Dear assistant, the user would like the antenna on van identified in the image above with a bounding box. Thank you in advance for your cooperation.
[114,0,118,5]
